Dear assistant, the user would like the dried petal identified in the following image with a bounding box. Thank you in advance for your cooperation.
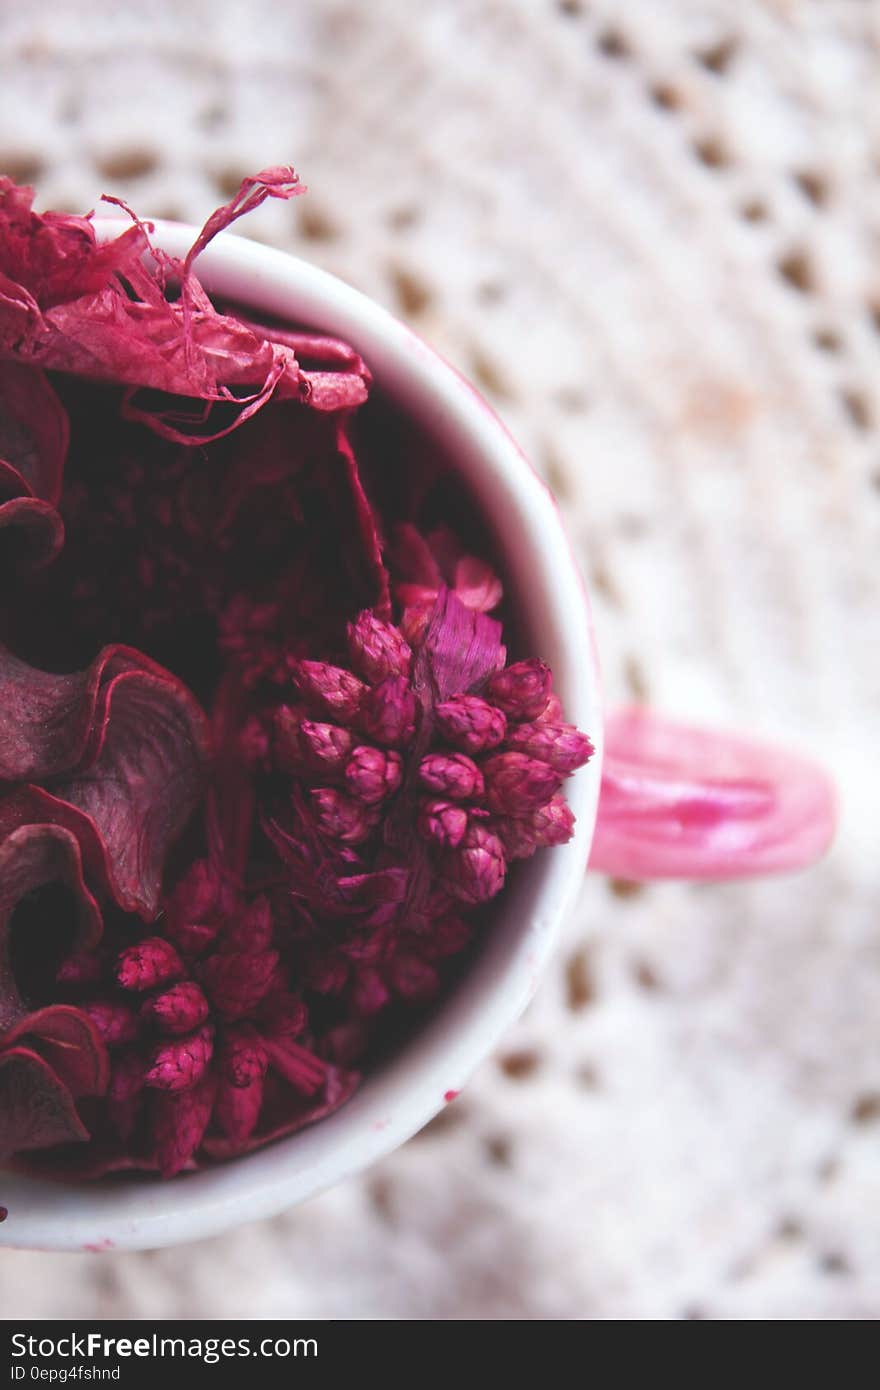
[443,824,506,904]
[417,798,469,849]
[82,1000,140,1046]
[199,949,279,1021]
[359,675,417,748]
[108,1049,146,1103]
[347,611,412,683]
[291,661,365,722]
[116,938,184,992]
[214,1072,264,1145]
[418,752,484,800]
[142,981,210,1036]
[350,967,391,1018]
[345,746,403,805]
[386,950,439,1003]
[435,695,507,754]
[504,721,593,774]
[310,787,377,845]
[273,704,306,773]
[220,896,273,953]
[298,719,354,777]
[482,751,563,815]
[219,1026,268,1088]
[144,1024,214,1092]
[151,1071,217,1178]
[485,659,552,721]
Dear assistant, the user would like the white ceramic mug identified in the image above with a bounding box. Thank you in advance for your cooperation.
[0,223,834,1252]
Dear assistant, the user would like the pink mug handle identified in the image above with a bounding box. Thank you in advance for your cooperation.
[588,707,837,880]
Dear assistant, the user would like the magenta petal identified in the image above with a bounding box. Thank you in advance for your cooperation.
[0,1046,89,1157]
[2,1005,108,1098]
[50,666,210,918]
[590,707,837,880]
[0,821,103,1031]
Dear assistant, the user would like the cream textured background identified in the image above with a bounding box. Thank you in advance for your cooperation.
[0,0,878,1320]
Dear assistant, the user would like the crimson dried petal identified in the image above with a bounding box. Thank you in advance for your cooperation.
[350,967,391,1018]
[151,1071,217,1178]
[214,1072,264,1145]
[482,751,563,815]
[485,659,552,720]
[504,721,594,774]
[417,799,469,849]
[386,950,439,1004]
[344,746,403,805]
[310,788,377,845]
[0,1047,89,1157]
[359,675,417,748]
[116,938,184,992]
[434,695,507,754]
[443,824,507,904]
[418,752,483,800]
[220,896,273,954]
[142,981,210,1037]
[0,362,67,571]
[199,948,279,1020]
[81,1000,140,1047]
[292,661,366,722]
[298,719,354,777]
[347,610,412,683]
[144,1023,214,1092]
[260,1037,326,1095]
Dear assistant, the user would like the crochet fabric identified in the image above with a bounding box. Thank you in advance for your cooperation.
[0,0,876,1319]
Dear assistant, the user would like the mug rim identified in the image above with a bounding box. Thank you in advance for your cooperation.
[0,222,603,1251]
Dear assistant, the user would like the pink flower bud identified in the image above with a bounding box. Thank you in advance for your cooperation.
[344,746,403,804]
[504,721,594,773]
[298,719,354,777]
[419,752,484,800]
[116,937,184,992]
[417,798,469,849]
[261,994,309,1042]
[219,1026,269,1088]
[524,793,576,847]
[485,659,552,720]
[56,950,105,987]
[443,824,507,904]
[291,660,365,722]
[273,704,306,773]
[142,981,210,1037]
[493,817,539,861]
[199,949,280,1020]
[310,787,378,844]
[482,751,563,814]
[399,601,433,646]
[221,896,274,953]
[359,675,417,748]
[536,692,564,724]
[151,1071,216,1177]
[435,695,507,754]
[214,1072,264,1146]
[167,858,223,924]
[145,1024,214,1092]
[350,966,392,1017]
[166,919,220,960]
[108,1050,147,1102]
[386,950,439,1003]
[82,999,140,1045]
[347,611,413,683]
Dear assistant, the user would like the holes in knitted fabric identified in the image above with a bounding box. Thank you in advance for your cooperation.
[297,203,341,242]
[557,0,585,16]
[596,27,630,59]
[0,152,45,184]
[588,560,622,607]
[693,136,731,170]
[565,948,596,1011]
[650,82,683,112]
[840,388,871,431]
[552,385,589,413]
[387,204,421,232]
[469,346,514,400]
[816,1155,839,1184]
[813,327,842,353]
[608,879,644,901]
[819,1251,851,1276]
[388,263,432,317]
[213,166,250,199]
[632,959,660,992]
[777,250,815,293]
[197,102,227,132]
[484,1134,513,1168]
[740,198,769,223]
[499,1049,542,1080]
[541,445,572,499]
[476,280,507,305]
[95,148,159,181]
[776,1215,804,1242]
[414,1105,469,1140]
[696,37,739,75]
[793,170,829,208]
[574,1061,599,1089]
[850,1092,880,1123]
[367,1176,397,1225]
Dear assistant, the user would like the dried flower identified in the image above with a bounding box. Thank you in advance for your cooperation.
[0,171,592,1179]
